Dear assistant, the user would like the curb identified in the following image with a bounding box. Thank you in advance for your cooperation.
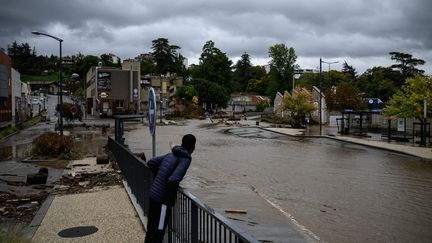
[259,127,431,160]
[22,194,55,239]
[0,130,20,141]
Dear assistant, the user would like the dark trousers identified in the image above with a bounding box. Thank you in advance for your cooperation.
[144,199,171,243]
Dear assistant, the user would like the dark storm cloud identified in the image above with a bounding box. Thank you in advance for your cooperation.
[0,0,431,73]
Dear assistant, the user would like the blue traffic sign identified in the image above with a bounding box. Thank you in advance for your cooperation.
[148,88,156,135]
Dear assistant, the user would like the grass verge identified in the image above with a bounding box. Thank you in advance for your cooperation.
[0,116,41,140]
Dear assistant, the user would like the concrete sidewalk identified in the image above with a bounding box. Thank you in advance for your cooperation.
[28,157,146,242]
[31,186,145,243]
[265,127,432,160]
[227,116,432,160]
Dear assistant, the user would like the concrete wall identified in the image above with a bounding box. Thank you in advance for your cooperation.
[11,68,21,122]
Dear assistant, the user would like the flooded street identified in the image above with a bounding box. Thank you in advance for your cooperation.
[125,120,432,243]
[0,123,111,196]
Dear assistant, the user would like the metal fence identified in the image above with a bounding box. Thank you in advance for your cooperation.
[108,137,259,243]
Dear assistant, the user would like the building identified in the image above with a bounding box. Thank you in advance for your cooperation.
[27,81,60,95]
[223,93,270,115]
[86,61,140,117]
[273,92,284,116]
[0,49,12,127]
[311,86,328,124]
[139,74,184,115]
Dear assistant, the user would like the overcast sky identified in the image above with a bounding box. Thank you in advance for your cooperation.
[1,0,431,75]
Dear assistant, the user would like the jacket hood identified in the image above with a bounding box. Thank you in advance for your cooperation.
[172,145,191,158]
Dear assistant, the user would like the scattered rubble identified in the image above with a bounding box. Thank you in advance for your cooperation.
[0,191,49,224]
[0,156,123,226]
[55,171,122,194]
[96,155,109,164]
[26,168,48,185]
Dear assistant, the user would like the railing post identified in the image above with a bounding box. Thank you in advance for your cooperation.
[191,203,198,243]
[114,118,120,142]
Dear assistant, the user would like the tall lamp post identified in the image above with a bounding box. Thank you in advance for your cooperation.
[32,31,64,135]
[319,59,338,135]
[292,70,301,92]
[322,60,339,88]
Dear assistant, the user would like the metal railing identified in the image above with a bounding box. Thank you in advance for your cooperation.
[169,189,258,243]
[108,136,151,216]
[108,136,259,243]
[113,114,145,145]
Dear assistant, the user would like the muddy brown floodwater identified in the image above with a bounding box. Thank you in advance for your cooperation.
[125,120,432,243]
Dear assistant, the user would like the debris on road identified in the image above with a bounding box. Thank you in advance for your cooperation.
[0,191,49,224]
[224,209,248,214]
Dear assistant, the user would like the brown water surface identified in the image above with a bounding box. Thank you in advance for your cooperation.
[125,120,432,243]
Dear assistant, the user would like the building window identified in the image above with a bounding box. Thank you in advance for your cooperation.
[115,100,124,108]
[0,97,7,107]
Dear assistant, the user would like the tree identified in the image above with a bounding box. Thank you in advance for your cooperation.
[100,54,121,68]
[342,61,357,81]
[151,38,181,75]
[266,44,297,97]
[389,52,425,78]
[191,78,230,109]
[383,75,432,121]
[71,55,99,77]
[325,82,366,111]
[250,65,266,80]
[296,72,319,90]
[176,84,198,106]
[56,102,82,121]
[246,78,267,94]
[256,99,270,112]
[69,55,100,98]
[192,40,233,89]
[233,52,253,91]
[282,88,315,127]
[140,58,157,75]
[7,41,40,74]
[357,66,403,101]
[173,53,188,79]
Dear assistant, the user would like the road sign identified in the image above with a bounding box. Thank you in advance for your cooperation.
[70,105,77,115]
[148,88,156,135]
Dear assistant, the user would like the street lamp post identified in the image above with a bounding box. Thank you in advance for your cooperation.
[421,96,427,146]
[32,31,64,135]
[292,71,301,92]
[319,59,322,135]
[319,59,339,135]
[322,60,339,88]
[160,74,163,123]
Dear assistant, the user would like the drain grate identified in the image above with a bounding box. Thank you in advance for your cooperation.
[58,226,98,238]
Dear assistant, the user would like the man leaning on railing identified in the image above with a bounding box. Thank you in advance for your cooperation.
[144,134,196,243]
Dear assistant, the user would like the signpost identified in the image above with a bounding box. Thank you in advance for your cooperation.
[70,105,77,121]
[148,88,156,157]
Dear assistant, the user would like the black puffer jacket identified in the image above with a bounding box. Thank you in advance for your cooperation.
[147,146,192,205]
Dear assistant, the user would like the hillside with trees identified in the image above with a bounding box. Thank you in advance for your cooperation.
[5,40,428,115]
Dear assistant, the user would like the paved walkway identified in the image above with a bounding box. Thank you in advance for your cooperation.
[28,157,146,242]
[225,116,432,160]
[31,186,145,243]
[265,127,432,160]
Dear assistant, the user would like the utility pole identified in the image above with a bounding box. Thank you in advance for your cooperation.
[32,31,64,135]
[319,59,322,135]
[159,74,163,123]
[319,59,339,136]
[421,96,427,146]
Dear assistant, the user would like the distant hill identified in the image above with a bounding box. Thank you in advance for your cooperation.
[21,73,59,83]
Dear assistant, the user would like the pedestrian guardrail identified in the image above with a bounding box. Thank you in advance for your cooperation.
[108,137,259,243]
[113,115,145,145]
